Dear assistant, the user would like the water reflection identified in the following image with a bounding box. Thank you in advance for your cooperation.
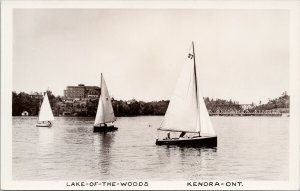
[93,132,116,175]
[38,127,54,151]
[61,120,93,145]
[13,116,289,181]
[157,145,217,164]
[178,146,217,156]
[38,127,55,172]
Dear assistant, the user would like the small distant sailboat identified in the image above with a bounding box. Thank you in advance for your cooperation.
[156,42,217,147]
[94,73,118,132]
[36,92,54,127]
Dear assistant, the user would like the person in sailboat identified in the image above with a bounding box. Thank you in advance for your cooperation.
[155,42,217,147]
[179,132,186,139]
[107,122,113,127]
[93,73,118,132]
[163,132,171,140]
[36,92,54,127]
[42,121,51,125]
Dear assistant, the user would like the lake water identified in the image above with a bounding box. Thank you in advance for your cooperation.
[12,116,289,181]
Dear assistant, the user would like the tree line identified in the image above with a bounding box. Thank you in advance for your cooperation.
[12,91,289,116]
[12,91,61,116]
[250,91,289,112]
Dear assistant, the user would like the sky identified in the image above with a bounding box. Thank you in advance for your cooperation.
[13,9,289,104]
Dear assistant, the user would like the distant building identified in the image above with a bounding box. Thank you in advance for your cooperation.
[62,98,74,103]
[240,104,255,111]
[64,84,100,99]
[84,86,101,98]
[29,92,43,100]
[126,99,137,104]
[21,111,29,116]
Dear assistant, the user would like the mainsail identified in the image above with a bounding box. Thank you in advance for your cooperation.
[159,42,216,136]
[94,74,116,125]
[38,93,54,122]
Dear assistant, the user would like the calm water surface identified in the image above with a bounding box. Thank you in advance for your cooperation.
[13,116,288,180]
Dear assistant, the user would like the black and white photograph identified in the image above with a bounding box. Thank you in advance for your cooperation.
[1,0,299,190]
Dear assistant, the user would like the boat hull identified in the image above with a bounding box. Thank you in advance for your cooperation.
[36,122,52,127]
[93,126,118,132]
[156,136,217,147]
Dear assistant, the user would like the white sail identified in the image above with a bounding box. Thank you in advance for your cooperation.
[194,51,216,136]
[198,90,216,136]
[94,74,116,125]
[38,93,54,122]
[159,46,199,132]
[159,43,216,136]
[94,94,105,125]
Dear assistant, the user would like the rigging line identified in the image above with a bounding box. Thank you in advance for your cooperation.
[99,73,105,121]
[158,110,167,129]
[100,73,103,95]
[192,41,198,108]
[192,41,201,135]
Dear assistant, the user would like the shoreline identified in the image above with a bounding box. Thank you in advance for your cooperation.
[13,115,290,117]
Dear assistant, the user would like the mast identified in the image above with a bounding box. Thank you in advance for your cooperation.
[94,73,116,125]
[192,42,201,135]
[100,73,103,95]
[100,73,103,122]
[192,42,198,107]
[159,42,204,134]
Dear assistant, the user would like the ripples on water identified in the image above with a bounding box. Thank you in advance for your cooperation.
[12,116,288,180]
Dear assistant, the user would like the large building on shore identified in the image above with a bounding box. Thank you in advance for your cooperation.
[64,84,100,100]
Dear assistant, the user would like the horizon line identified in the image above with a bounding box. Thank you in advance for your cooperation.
[12,89,289,105]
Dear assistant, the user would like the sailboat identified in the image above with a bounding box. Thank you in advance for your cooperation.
[36,92,54,127]
[156,42,217,147]
[94,73,118,132]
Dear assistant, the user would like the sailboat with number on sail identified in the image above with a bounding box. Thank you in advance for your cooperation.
[94,73,118,132]
[36,92,54,127]
[156,42,217,147]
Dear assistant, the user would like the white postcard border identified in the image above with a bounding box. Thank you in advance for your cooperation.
[1,0,299,190]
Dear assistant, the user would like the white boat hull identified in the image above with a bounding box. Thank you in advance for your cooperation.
[36,121,52,127]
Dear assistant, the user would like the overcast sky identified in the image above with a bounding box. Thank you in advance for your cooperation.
[13,9,289,104]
